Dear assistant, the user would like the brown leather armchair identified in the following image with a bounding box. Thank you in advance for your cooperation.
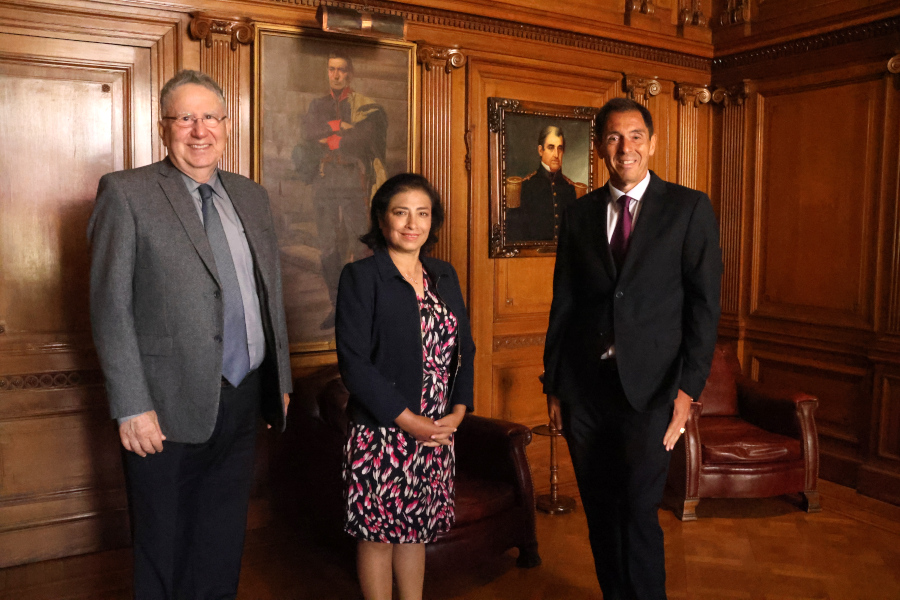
[284,365,541,569]
[666,343,821,521]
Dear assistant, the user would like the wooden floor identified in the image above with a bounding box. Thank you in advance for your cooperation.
[2,480,900,600]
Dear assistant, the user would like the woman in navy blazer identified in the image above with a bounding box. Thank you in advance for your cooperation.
[335,173,475,600]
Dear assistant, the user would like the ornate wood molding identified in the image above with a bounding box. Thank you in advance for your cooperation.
[712,80,750,106]
[714,82,752,318]
[259,0,710,72]
[190,14,253,174]
[718,0,750,26]
[675,84,709,190]
[679,0,707,27]
[676,83,711,107]
[624,75,661,106]
[417,46,467,74]
[189,15,253,51]
[0,370,104,392]
[417,45,466,261]
[493,334,546,351]
[713,16,900,71]
[625,0,656,16]
[889,54,900,74]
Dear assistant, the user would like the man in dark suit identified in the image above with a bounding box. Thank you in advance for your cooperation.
[506,126,579,242]
[88,70,292,600]
[543,98,722,600]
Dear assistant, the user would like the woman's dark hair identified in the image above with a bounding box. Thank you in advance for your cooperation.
[359,173,445,253]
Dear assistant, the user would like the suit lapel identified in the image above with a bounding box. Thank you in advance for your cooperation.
[156,159,221,285]
[587,186,617,280]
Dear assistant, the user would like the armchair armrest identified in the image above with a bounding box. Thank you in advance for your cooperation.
[683,401,703,499]
[455,415,534,503]
[736,376,818,440]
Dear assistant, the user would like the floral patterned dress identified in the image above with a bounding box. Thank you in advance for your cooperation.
[342,273,459,543]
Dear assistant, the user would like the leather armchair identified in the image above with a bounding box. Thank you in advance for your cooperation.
[667,343,821,521]
[284,364,541,569]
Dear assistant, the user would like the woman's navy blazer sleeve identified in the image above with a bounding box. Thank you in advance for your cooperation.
[335,248,475,428]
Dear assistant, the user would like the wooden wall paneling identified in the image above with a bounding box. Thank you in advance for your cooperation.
[465,56,619,419]
[625,75,679,183]
[712,81,751,341]
[190,15,254,177]
[883,56,900,337]
[417,45,466,263]
[858,366,900,504]
[0,31,160,567]
[749,347,871,485]
[674,83,711,191]
[750,68,885,332]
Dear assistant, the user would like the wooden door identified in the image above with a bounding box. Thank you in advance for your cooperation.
[0,32,151,567]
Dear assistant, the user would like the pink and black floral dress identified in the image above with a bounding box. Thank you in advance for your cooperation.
[342,272,459,543]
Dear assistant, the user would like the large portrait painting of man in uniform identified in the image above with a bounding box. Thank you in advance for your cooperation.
[256,27,416,352]
[488,98,598,258]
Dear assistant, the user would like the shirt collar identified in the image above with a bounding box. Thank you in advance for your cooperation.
[180,169,224,198]
[608,171,651,204]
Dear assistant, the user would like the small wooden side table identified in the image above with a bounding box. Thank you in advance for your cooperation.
[531,423,576,514]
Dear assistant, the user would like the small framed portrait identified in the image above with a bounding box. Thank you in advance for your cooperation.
[488,97,599,258]
[254,25,417,353]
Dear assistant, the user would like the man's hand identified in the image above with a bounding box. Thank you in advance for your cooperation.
[547,394,563,432]
[663,389,692,451]
[119,410,165,457]
[267,393,291,429]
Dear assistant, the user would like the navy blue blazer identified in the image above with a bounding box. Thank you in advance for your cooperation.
[335,248,476,428]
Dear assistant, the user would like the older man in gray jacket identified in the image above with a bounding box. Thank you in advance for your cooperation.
[89,70,292,600]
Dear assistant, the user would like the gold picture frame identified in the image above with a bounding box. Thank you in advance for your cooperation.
[254,24,418,355]
[488,97,599,258]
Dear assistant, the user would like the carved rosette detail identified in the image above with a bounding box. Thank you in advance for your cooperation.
[0,370,104,392]
[676,84,711,107]
[190,16,254,51]
[712,81,751,106]
[889,54,900,74]
[488,98,520,133]
[417,46,467,74]
[679,0,707,27]
[626,0,656,15]
[624,76,661,104]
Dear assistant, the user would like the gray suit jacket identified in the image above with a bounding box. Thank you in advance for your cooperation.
[88,158,292,443]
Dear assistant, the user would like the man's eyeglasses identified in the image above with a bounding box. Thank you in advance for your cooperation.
[162,114,229,128]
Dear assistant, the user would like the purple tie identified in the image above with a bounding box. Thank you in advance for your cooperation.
[610,195,633,270]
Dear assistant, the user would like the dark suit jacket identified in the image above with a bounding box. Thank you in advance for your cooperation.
[88,159,292,443]
[335,248,475,429]
[543,171,722,412]
[507,167,578,242]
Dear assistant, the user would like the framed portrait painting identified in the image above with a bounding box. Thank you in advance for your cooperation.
[488,97,599,258]
[255,25,417,353]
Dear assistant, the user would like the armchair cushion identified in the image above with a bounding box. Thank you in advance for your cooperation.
[454,474,516,525]
[700,417,802,464]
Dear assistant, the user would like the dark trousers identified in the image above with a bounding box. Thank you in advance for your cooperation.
[122,370,261,600]
[561,368,673,600]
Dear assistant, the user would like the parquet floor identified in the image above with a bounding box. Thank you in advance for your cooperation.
[2,480,899,600]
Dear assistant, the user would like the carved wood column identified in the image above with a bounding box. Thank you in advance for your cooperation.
[887,54,900,335]
[189,15,253,176]
[624,75,661,107]
[417,45,466,262]
[675,84,710,189]
[712,81,751,326]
